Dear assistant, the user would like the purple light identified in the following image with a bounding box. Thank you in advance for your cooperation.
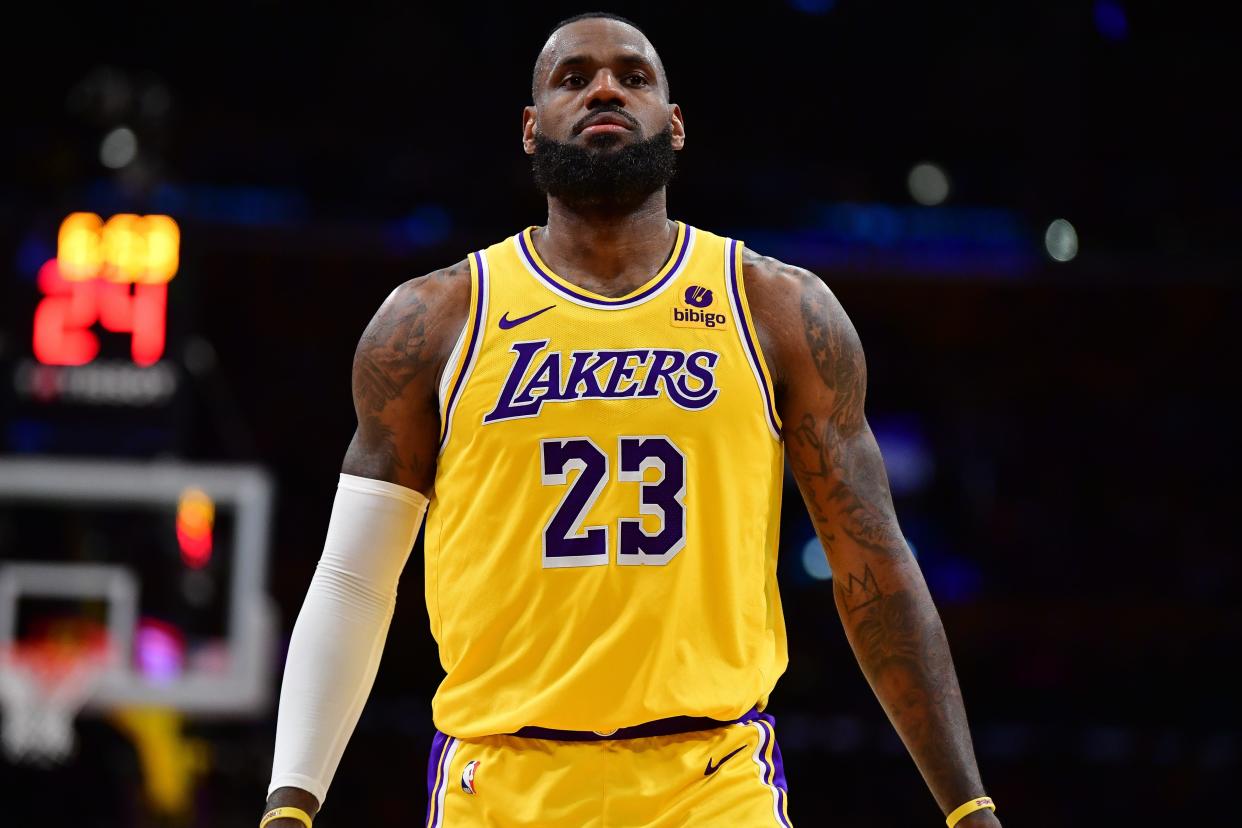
[134,618,185,683]
[17,233,53,282]
[872,415,935,496]
[1094,0,1129,41]
[789,0,835,13]
[925,557,983,603]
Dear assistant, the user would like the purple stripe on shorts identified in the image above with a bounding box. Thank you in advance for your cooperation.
[517,226,691,308]
[424,730,452,828]
[758,715,793,827]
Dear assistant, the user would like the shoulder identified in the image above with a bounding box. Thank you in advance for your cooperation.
[352,257,473,407]
[739,245,817,293]
[738,245,859,390]
[739,245,842,322]
[373,257,472,334]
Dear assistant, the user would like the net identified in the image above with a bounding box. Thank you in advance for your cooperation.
[0,630,113,765]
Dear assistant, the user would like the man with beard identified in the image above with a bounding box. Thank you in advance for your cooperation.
[261,12,1000,828]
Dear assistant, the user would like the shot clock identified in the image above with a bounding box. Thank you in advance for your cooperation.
[34,212,179,367]
[5,211,193,455]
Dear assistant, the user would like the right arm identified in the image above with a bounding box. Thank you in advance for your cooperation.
[263,260,470,826]
[342,258,473,493]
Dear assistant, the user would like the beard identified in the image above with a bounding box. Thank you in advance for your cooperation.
[530,125,677,210]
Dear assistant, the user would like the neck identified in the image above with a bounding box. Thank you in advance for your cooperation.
[534,191,676,296]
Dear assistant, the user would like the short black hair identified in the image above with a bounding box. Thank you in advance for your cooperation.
[546,11,645,41]
[531,12,669,101]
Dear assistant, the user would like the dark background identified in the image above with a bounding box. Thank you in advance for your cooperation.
[2,1,1239,824]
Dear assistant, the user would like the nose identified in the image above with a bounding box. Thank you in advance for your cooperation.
[583,68,628,110]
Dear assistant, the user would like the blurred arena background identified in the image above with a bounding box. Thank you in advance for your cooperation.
[2,1,1238,825]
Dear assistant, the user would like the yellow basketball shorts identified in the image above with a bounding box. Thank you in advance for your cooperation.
[423,710,793,827]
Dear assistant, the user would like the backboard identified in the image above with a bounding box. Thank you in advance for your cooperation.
[0,457,276,719]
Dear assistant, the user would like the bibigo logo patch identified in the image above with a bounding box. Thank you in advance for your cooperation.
[672,284,728,330]
[684,285,713,307]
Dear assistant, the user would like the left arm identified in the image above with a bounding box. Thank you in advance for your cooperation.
[744,249,1001,827]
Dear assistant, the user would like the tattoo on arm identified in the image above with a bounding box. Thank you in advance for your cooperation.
[846,579,929,678]
[801,286,865,436]
[352,422,404,479]
[834,565,977,811]
[785,279,903,558]
[354,292,430,414]
[839,563,881,614]
[761,259,988,816]
[347,260,468,484]
[350,292,430,479]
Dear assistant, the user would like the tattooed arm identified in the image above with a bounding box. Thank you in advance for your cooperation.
[340,259,469,491]
[341,258,473,493]
[744,249,1001,826]
[262,260,470,826]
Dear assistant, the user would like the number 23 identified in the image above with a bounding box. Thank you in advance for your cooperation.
[540,436,686,568]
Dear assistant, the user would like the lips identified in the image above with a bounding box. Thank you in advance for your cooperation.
[576,112,636,134]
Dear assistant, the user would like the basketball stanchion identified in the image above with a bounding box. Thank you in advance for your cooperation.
[0,459,277,824]
[110,705,211,819]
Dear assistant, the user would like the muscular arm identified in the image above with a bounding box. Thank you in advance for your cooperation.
[263,260,470,825]
[342,258,472,493]
[744,249,1001,826]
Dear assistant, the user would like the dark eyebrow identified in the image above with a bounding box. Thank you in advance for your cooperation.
[551,52,657,77]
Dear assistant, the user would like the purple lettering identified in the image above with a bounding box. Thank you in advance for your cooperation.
[484,345,721,424]
[669,351,720,409]
[601,350,651,397]
[513,352,563,406]
[637,350,686,398]
[483,339,550,423]
[561,351,608,398]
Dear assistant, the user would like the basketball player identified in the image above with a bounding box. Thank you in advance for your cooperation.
[261,13,1001,828]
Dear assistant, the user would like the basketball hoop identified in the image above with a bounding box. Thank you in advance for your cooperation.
[0,632,113,765]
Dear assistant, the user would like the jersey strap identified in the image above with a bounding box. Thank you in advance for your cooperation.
[438,249,489,448]
[724,238,781,438]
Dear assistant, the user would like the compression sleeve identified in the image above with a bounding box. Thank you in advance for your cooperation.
[267,473,428,805]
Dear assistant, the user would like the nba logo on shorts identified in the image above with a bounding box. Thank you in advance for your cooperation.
[461,759,480,794]
[684,285,713,307]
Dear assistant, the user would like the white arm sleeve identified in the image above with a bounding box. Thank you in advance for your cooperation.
[267,472,428,805]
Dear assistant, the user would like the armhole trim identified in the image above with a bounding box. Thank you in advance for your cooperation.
[438,250,489,450]
[436,320,468,413]
[725,238,782,440]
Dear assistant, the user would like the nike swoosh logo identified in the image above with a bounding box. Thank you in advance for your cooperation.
[704,744,747,776]
[498,305,555,330]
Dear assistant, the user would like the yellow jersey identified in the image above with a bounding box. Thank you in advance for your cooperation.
[424,221,787,738]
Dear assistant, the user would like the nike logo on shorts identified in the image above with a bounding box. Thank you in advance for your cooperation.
[704,744,747,776]
[498,305,555,329]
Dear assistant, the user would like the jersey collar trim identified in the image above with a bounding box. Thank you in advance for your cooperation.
[513,222,694,311]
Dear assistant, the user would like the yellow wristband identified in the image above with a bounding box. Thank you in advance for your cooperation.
[260,806,313,828]
[945,796,995,827]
